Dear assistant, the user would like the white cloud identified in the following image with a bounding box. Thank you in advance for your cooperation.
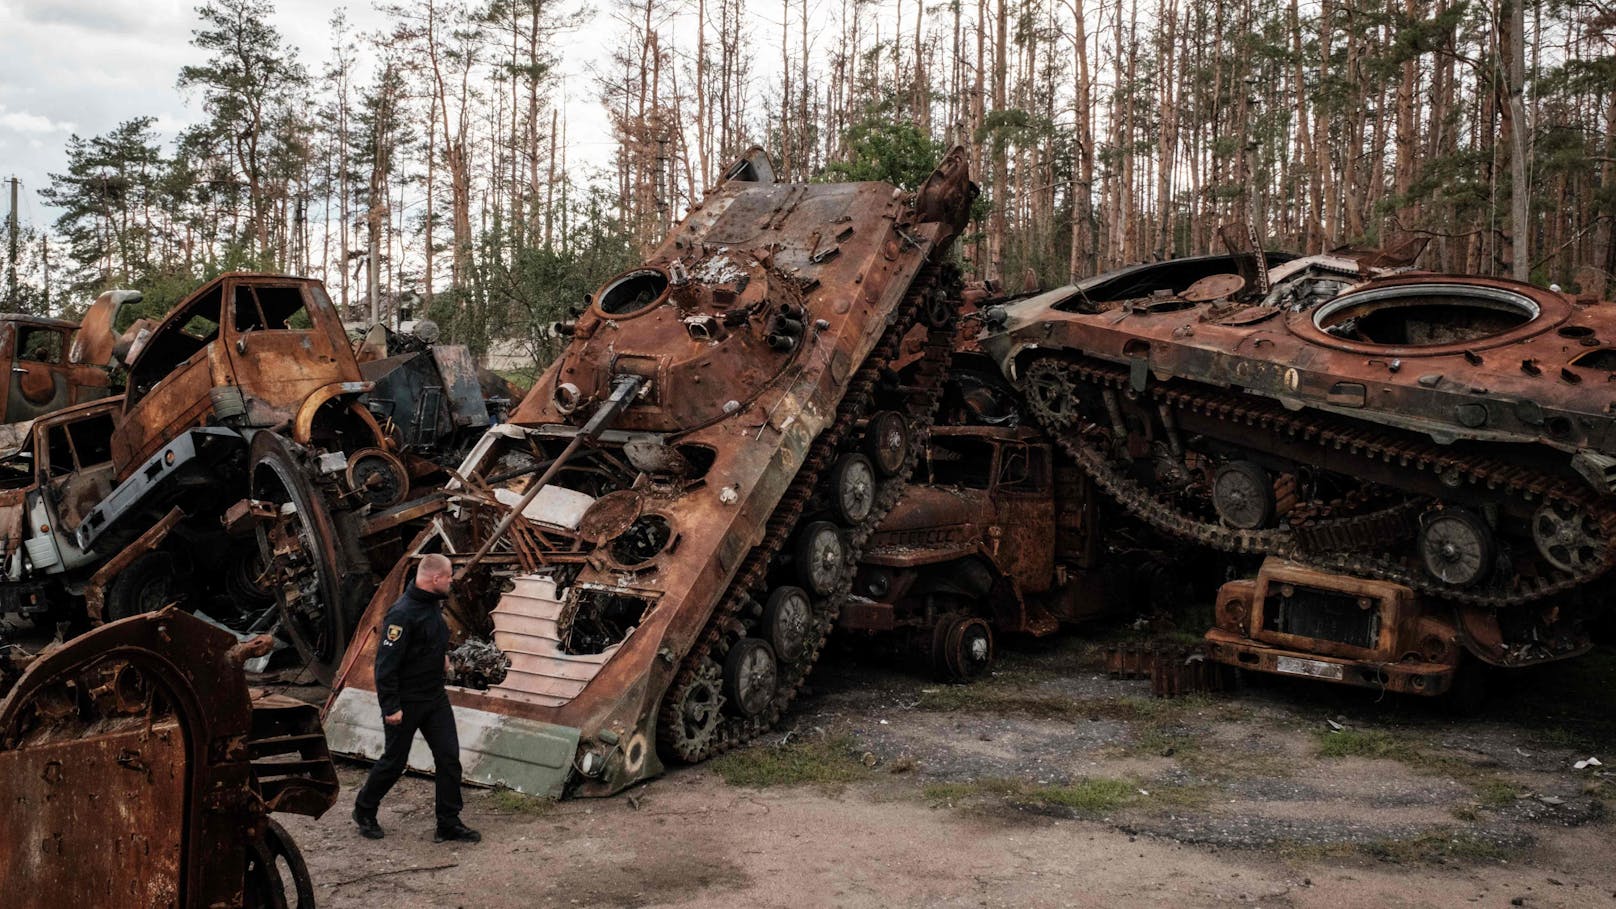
[0,107,74,135]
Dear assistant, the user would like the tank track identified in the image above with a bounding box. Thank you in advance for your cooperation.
[657,265,959,762]
[1021,355,1616,607]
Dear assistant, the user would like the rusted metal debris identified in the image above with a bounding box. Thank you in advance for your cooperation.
[0,273,506,681]
[1103,641,1232,698]
[983,229,1616,694]
[0,607,336,908]
[0,288,131,428]
[326,146,979,798]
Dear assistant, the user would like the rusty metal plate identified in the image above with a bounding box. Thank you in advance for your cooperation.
[576,490,645,544]
[1181,273,1245,302]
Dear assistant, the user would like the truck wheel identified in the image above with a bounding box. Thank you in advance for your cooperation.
[794,521,847,597]
[1212,461,1275,530]
[105,552,189,621]
[722,638,778,718]
[251,433,352,683]
[932,615,994,683]
[829,453,877,525]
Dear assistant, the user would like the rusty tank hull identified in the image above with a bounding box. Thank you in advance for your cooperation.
[0,608,337,908]
[325,149,977,797]
[982,242,1613,668]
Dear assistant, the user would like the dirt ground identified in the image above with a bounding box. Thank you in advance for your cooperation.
[278,633,1616,909]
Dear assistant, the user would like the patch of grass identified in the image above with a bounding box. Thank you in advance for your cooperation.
[1473,779,1522,808]
[487,786,557,815]
[1315,728,1424,762]
[1279,829,1509,867]
[921,775,1209,815]
[1314,727,1529,815]
[709,736,863,788]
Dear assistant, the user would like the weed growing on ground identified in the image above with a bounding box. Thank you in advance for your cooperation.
[709,736,864,788]
[487,787,557,815]
[1277,828,1508,866]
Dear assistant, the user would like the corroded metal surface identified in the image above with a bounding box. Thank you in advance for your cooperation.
[0,608,336,908]
[327,148,977,797]
[986,240,1613,680]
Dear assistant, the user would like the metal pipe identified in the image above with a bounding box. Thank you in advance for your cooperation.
[457,375,643,579]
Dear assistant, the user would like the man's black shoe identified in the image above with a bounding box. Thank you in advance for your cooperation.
[353,808,385,840]
[433,821,481,844]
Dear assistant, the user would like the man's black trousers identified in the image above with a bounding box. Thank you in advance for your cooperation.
[353,694,464,826]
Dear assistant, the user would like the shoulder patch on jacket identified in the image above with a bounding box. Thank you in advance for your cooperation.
[384,623,404,644]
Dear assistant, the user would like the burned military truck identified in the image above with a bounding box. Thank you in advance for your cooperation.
[982,239,1613,694]
[325,148,977,797]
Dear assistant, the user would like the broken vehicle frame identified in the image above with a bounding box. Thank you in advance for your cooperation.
[0,607,337,908]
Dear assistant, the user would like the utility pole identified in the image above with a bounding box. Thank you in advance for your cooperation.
[6,176,19,306]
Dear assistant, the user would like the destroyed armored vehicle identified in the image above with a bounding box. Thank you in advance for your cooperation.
[0,608,337,908]
[982,239,1613,688]
[326,148,977,797]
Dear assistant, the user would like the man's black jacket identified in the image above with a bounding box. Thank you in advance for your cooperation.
[375,581,451,715]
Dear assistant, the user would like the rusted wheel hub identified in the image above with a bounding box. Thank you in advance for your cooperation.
[794,521,848,597]
[1419,508,1494,587]
[344,447,408,509]
[865,411,911,476]
[1532,500,1603,573]
[723,637,778,718]
[762,586,813,664]
[830,453,877,525]
[1212,461,1276,530]
[933,615,994,682]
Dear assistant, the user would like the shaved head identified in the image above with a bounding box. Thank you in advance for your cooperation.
[417,553,453,595]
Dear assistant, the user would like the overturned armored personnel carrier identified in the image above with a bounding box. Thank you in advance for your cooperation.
[983,237,1615,688]
[326,149,976,797]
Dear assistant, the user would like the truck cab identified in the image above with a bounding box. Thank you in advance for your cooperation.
[843,423,1109,679]
[0,289,131,427]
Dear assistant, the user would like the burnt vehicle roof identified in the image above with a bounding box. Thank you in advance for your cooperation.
[0,313,81,331]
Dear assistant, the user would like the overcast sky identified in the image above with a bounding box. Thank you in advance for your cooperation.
[0,0,629,229]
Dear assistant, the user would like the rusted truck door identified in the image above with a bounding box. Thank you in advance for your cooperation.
[5,324,75,424]
[225,281,360,426]
[990,441,1057,594]
[111,286,228,476]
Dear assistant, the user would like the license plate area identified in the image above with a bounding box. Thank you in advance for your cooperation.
[1274,655,1344,681]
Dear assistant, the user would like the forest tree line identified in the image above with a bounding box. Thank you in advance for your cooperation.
[7,0,1614,358]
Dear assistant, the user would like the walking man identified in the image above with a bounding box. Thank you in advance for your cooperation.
[352,553,481,843]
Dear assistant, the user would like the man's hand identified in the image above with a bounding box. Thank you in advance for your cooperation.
[384,710,403,726]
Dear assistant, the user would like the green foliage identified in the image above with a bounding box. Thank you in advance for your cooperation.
[823,115,944,191]
[709,736,865,788]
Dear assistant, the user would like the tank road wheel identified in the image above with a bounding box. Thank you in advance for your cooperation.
[105,551,190,621]
[723,638,778,718]
[865,411,911,477]
[252,433,353,683]
[829,453,877,525]
[1212,461,1276,530]
[1419,508,1495,588]
[661,658,725,762]
[344,447,409,509]
[1022,360,1079,428]
[932,615,995,683]
[244,819,316,909]
[919,289,956,329]
[1532,500,1604,574]
[795,521,848,597]
[762,586,814,664]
